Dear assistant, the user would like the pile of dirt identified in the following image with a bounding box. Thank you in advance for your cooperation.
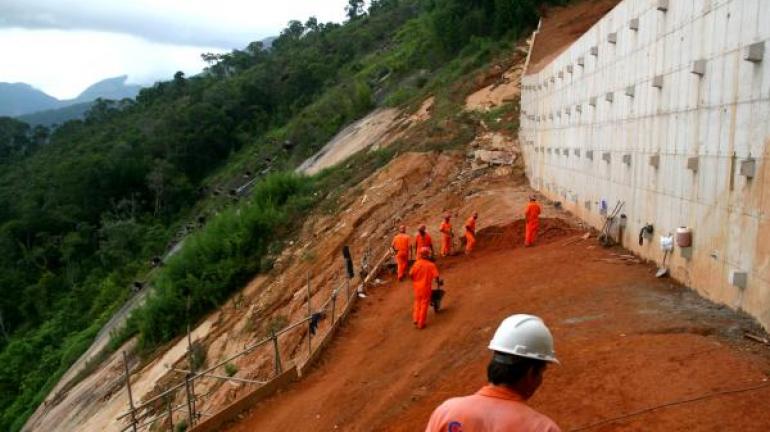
[476,218,580,251]
[465,64,523,111]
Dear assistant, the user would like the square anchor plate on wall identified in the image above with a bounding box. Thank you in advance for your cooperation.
[740,158,756,178]
[744,42,764,62]
[649,154,660,168]
[687,157,699,172]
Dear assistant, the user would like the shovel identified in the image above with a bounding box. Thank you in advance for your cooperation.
[656,250,670,278]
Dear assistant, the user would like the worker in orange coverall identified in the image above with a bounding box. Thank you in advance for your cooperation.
[439,213,453,257]
[426,314,561,432]
[415,224,434,259]
[524,196,542,247]
[464,212,478,255]
[391,225,411,281]
[409,247,440,329]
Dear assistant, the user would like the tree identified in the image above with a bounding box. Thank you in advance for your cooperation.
[305,16,319,32]
[345,0,365,20]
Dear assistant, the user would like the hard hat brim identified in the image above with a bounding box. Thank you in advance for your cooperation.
[488,344,560,365]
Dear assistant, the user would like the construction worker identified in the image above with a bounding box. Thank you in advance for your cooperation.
[426,314,560,432]
[524,196,542,247]
[391,225,411,281]
[439,213,453,257]
[415,224,434,259]
[464,211,478,255]
[409,247,440,329]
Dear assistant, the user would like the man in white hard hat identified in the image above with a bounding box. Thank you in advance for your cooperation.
[425,314,560,432]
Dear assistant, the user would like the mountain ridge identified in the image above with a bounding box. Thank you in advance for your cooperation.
[0,76,142,119]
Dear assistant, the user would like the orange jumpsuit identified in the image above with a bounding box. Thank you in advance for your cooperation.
[392,233,411,280]
[439,221,452,256]
[464,217,477,254]
[409,257,439,329]
[426,385,561,432]
[524,202,541,246]
[415,232,433,256]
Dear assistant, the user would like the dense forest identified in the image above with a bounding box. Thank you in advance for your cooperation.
[0,0,558,429]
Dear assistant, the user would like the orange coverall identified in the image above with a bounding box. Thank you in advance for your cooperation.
[409,257,439,329]
[464,217,477,254]
[392,233,411,280]
[415,232,433,255]
[426,385,561,432]
[524,202,541,246]
[439,221,452,256]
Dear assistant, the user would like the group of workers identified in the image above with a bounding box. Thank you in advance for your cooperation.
[390,196,543,330]
[388,196,556,431]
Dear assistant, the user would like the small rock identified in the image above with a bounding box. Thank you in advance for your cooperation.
[473,149,515,165]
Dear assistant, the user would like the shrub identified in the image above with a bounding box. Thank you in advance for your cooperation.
[125,172,316,351]
[224,362,238,377]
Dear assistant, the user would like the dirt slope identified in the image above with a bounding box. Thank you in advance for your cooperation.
[226,222,770,432]
[526,0,621,75]
[297,108,403,175]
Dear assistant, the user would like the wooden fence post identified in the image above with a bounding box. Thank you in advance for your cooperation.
[184,375,195,427]
[122,351,138,432]
[271,328,282,376]
[306,273,312,358]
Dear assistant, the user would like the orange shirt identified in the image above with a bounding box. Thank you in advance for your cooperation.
[439,221,452,236]
[525,202,541,224]
[426,385,561,432]
[392,233,410,255]
[409,258,439,295]
[465,217,477,234]
[415,232,433,250]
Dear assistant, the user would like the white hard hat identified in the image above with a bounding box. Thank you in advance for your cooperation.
[488,314,559,364]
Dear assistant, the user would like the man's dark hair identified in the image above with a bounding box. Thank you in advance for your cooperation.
[487,353,546,386]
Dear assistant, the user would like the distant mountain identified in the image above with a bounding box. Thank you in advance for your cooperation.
[17,101,93,127]
[261,36,277,49]
[0,83,61,117]
[72,75,141,104]
[1,75,142,126]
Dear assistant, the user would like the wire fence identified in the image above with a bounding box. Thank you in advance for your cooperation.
[116,244,390,432]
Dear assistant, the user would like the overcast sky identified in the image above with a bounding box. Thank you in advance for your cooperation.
[0,0,349,99]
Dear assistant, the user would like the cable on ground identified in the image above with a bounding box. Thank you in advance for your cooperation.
[569,381,770,431]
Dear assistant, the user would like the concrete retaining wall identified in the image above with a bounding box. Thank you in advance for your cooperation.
[520,0,770,328]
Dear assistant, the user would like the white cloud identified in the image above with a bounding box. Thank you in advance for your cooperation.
[0,28,227,99]
[0,0,349,99]
[0,0,348,48]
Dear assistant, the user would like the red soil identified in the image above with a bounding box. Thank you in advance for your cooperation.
[225,221,770,431]
[527,0,622,74]
[477,218,578,250]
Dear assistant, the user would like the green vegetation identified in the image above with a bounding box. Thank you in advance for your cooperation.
[0,117,47,163]
[0,1,560,429]
[121,173,316,350]
[224,363,238,377]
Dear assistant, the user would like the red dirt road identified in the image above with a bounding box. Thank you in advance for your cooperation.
[226,220,770,431]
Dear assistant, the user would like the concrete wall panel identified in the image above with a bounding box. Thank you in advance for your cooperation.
[521,0,770,329]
